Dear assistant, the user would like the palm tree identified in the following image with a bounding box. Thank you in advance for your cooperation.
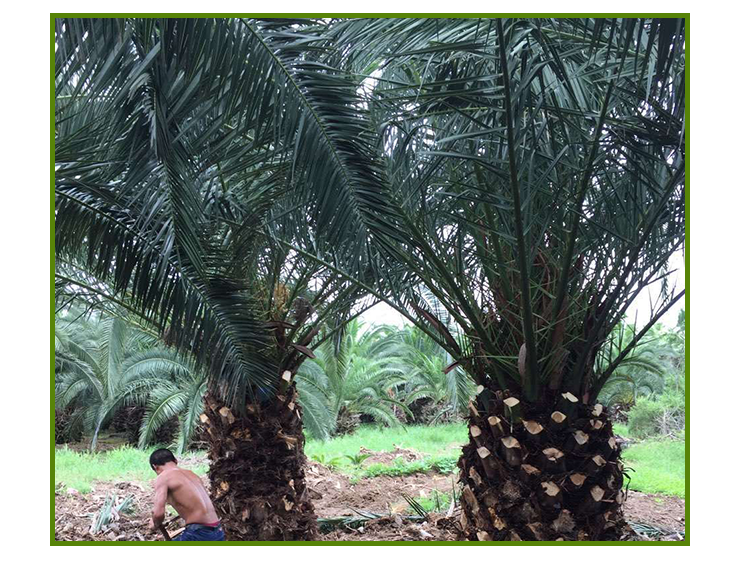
[597,324,668,409]
[296,320,408,438]
[322,17,685,540]
[55,315,195,451]
[54,18,401,540]
[385,326,476,423]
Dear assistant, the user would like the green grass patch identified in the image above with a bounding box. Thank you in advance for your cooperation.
[406,490,453,514]
[622,438,685,497]
[305,423,466,475]
[613,423,630,437]
[305,423,466,473]
[357,455,458,480]
[55,446,208,494]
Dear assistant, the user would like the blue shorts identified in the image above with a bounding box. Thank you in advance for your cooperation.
[175,523,225,541]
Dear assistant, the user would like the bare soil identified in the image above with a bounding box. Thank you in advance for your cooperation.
[54,455,685,542]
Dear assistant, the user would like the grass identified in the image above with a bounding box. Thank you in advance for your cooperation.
[55,446,208,494]
[612,421,685,497]
[622,438,685,497]
[406,490,454,514]
[306,423,467,456]
[55,421,685,500]
[356,455,458,481]
[305,423,466,475]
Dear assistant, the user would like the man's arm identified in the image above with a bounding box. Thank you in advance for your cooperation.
[151,476,168,528]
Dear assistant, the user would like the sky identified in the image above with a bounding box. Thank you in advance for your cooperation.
[625,251,685,329]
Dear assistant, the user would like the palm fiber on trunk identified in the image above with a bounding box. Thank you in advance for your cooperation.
[458,392,632,541]
[202,386,318,540]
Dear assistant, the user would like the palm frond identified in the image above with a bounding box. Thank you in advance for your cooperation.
[139,382,187,448]
[176,377,208,454]
[330,17,685,401]
[55,18,391,407]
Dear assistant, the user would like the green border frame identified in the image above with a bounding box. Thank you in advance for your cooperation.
[51,13,689,546]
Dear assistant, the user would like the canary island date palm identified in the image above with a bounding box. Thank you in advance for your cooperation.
[384,325,476,423]
[55,18,402,540]
[326,17,685,540]
[55,314,196,451]
[296,320,410,438]
[597,323,669,409]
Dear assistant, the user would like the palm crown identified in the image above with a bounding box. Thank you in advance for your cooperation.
[55,18,402,408]
[325,18,685,403]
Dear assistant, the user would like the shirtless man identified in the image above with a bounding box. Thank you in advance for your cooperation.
[148,448,225,541]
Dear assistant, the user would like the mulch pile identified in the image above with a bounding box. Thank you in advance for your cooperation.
[55,481,161,542]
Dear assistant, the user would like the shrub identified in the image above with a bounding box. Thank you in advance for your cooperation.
[627,399,663,438]
[627,388,685,439]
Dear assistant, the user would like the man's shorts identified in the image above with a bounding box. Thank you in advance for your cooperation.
[175,523,225,541]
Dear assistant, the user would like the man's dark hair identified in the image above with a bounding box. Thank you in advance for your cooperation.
[150,448,177,468]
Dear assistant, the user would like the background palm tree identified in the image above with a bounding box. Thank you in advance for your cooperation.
[384,325,476,423]
[297,320,408,438]
[597,324,669,409]
[55,315,195,451]
[135,351,207,454]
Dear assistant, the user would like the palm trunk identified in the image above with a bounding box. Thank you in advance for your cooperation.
[201,385,318,541]
[458,392,631,541]
[90,418,103,452]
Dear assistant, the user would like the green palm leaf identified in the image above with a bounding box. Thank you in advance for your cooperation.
[139,382,187,448]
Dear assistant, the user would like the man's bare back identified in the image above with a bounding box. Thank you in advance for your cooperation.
[148,449,224,540]
[153,467,219,525]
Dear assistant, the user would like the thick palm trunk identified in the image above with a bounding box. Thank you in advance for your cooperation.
[201,385,318,540]
[458,392,630,541]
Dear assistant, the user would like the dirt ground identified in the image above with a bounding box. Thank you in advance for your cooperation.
[54,455,685,542]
